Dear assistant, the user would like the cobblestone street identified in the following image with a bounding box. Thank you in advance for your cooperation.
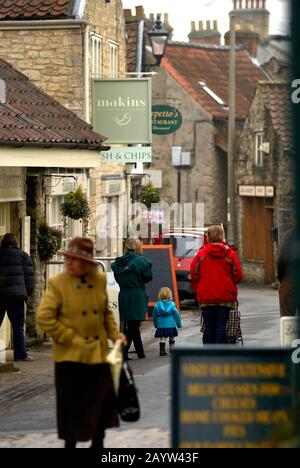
[0,285,282,448]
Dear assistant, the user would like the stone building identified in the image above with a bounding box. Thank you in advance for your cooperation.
[150,40,267,228]
[235,82,293,284]
[0,0,128,259]
[0,58,107,345]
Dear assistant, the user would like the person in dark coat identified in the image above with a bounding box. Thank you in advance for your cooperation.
[112,237,153,360]
[277,228,297,317]
[0,233,34,361]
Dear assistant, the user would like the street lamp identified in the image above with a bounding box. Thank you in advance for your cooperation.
[147,14,170,66]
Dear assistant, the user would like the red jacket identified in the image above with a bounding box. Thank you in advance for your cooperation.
[190,243,243,304]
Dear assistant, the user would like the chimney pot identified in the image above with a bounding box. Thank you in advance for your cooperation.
[164,13,169,24]
[206,20,211,31]
[199,21,203,31]
[213,20,218,31]
[135,5,144,19]
[150,13,154,22]
[123,9,131,17]
[191,21,196,32]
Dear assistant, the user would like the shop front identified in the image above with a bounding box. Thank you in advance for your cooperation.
[98,176,127,260]
[0,167,25,350]
[238,185,275,284]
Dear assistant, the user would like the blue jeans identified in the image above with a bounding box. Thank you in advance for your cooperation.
[202,306,230,344]
[0,298,27,360]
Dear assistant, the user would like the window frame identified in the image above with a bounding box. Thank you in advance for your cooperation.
[91,34,103,78]
[109,41,119,78]
[255,132,264,167]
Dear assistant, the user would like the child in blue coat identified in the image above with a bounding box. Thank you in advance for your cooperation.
[153,287,182,356]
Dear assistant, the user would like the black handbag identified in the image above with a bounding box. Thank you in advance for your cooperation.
[117,359,140,422]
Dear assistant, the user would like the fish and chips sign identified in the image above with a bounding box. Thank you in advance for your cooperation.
[93,79,152,145]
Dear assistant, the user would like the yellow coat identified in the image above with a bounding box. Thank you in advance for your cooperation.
[37,271,120,364]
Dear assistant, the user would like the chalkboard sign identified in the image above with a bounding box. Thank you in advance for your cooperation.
[143,245,180,311]
[172,348,298,448]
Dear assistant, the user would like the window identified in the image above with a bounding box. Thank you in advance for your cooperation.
[109,42,119,77]
[92,35,102,77]
[0,203,10,236]
[255,133,264,167]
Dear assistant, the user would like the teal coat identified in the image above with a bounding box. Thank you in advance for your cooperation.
[111,252,153,321]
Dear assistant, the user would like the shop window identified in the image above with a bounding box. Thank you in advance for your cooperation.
[0,203,10,237]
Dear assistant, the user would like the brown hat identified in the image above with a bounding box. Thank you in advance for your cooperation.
[61,237,98,265]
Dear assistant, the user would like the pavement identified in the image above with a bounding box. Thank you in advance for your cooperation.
[0,284,281,448]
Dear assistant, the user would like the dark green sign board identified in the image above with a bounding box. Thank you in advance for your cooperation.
[172,348,299,448]
[152,105,182,135]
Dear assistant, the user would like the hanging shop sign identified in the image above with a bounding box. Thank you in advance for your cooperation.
[101,147,152,163]
[239,186,275,198]
[93,79,152,145]
[152,105,183,135]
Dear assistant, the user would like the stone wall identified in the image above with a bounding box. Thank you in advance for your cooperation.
[235,88,294,283]
[151,68,228,227]
[0,28,84,116]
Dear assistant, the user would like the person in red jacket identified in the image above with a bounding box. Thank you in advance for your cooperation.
[190,225,243,344]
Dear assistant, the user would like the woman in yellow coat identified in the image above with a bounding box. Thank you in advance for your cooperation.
[37,237,126,449]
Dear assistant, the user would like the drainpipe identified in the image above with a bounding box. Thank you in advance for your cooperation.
[83,24,90,123]
[136,20,144,77]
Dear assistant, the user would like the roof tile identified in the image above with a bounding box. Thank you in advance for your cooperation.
[258,82,293,151]
[0,58,107,148]
[163,42,268,120]
[0,0,74,20]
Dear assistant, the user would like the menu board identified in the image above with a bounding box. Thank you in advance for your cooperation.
[172,348,298,448]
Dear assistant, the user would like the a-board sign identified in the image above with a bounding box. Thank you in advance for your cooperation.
[172,348,299,448]
[142,245,180,312]
[281,317,300,347]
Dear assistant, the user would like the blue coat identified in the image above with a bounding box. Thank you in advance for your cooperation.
[153,300,182,329]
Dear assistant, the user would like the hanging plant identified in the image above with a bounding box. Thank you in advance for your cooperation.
[38,221,63,262]
[138,182,161,209]
[61,186,90,221]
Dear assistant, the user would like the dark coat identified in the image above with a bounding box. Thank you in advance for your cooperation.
[111,251,153,321]
[0,246,34,299]
[277,228,296,317]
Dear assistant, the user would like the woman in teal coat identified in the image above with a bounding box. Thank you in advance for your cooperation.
[112,237,153,359]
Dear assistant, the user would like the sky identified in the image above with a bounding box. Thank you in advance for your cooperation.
[122,0,291,42]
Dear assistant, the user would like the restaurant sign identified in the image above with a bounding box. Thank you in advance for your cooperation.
[93,79,152,145]
[101,147,152,163]
[152,105,183,135]
[172,348,299,448]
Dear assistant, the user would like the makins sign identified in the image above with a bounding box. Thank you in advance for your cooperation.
[93,79,152,145]
[152,105,182,135]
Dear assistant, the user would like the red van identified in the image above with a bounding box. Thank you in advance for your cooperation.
[160,229,207,301]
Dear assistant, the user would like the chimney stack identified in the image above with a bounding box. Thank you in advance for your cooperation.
[188,20,221,45]
[231,0,270,39]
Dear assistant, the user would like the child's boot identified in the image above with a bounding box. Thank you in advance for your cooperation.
[169,339,175,353]
[159,342,167,356]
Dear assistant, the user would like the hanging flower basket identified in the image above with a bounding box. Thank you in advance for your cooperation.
[138,182,161,209]
[61,186,90,221]
[38,221,63,262]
